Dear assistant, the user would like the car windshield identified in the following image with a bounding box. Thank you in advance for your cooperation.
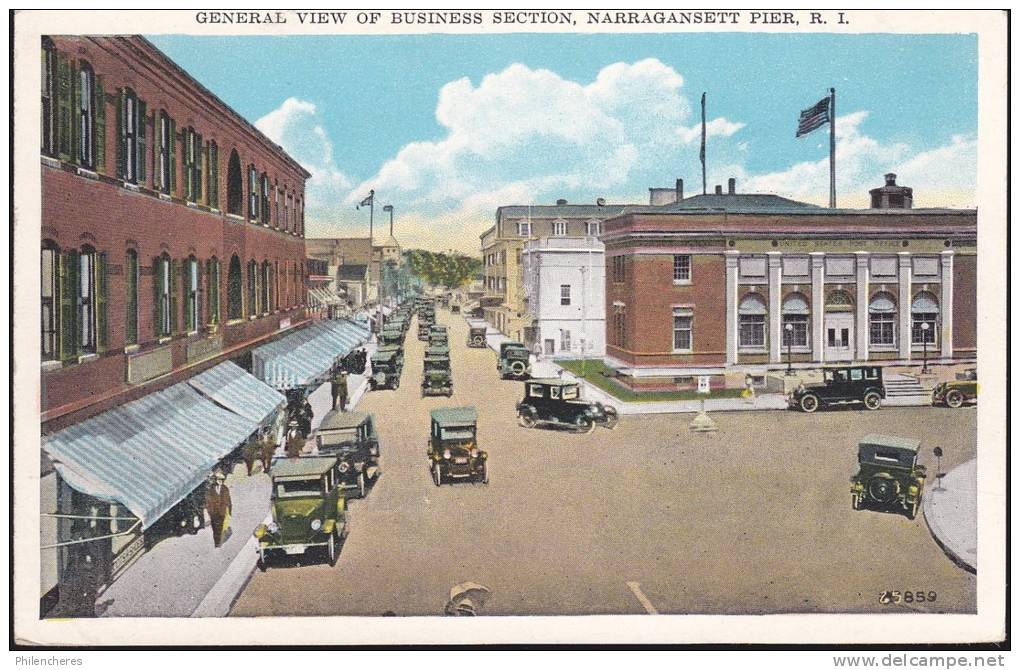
[319,428,358,446]
[440,427,475,440]
[562,385,580,400]
[275,478,324,497]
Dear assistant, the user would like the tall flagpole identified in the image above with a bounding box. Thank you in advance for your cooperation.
[829,88,836,208]
[701,92,707,195]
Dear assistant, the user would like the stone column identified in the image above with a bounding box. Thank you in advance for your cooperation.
[725,250,740,366]
[855,251,870,362]
[898,252,912,360]
[767,252,782,364]
[940,250,955,359]
[810,252,825,362]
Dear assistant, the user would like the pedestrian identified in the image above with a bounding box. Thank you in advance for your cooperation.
[260,431,278,474]
[332,369,349,411]
[62,550,99,618]
[285,424,306,458]
[242,437,262,476]
[299,399,313,437]
[204,469,232,549]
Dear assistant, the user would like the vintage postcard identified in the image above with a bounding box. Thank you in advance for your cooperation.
[11,8,1008,647]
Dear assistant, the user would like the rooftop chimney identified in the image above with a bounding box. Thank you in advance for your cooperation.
[556,198,568,205]
[728,177,736,195]
[675,178,684,201]
[870,173,913,209]
[884,173,897,186]
[714,184,723,195]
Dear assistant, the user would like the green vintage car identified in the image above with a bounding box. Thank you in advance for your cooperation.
[255,456,348,569]
[467,325,488,348]
[428,325,449,347]
[427,407,488,486]
[850,434,927,519]
[422,348,453,397]
[932,369,978,408]
[497,341,532,380]
[370,347,403,390]
[316,410,381,498]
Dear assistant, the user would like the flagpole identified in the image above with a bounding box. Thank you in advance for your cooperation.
[701,92,707,195]
[829,88,836,208]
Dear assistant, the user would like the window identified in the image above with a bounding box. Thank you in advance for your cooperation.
[552,220,567,236]
[184,128,203,203]
[41,242,59,359]
[910,291,939,346]
[586,220,601,237]
[247,260,258,316]
[185,256,199,332]
[158,112,176,195]
[672,308,693,352]
[77,63,95,168]
[77,246,97,352]
[868,292,897,347]
[260,173,271,225]
[274,185,280,227]
[673,254,691,283]
[611,256,626,283]
[119,89,146,184]
[260,260,271,314]
[226,149,242,215]
[154,254,173,337]
[41,40,56,156]
[227,255,242,320]
[207,257,220,325]
[517,220,531,237]
[826,289,854,310]
[781,293,809,348]
[738,294,767,348]
[561,329,571,353]
[612,304,627,347]
[248,165,258,220]
[206,141,219,209]
[284,190,291,231]
[125,249,138,344]
[560,284,571,306]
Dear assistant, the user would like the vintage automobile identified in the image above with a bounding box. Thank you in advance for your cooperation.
[422,350,453,397]
[315,410,381,498]
[788,366,885,412]
[427,407,488,485]
[850,434,927,519]
[254,456,348,568]
[379,327,404,346]
[417,323,433,341]
[516,378,619,433]
[467,325,488,348]
[369,347,403,390]
[428,326,449,347]
[497,341,532,380]
[932,369,978,408]
[450,304,461,314]
[339,348,367,375]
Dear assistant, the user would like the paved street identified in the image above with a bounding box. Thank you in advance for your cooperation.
[231,308,976,617]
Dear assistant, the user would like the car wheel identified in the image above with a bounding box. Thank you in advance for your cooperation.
[868,477,899,504]
[945,389,964,409]
[863,391,882,410]
[518,408,537,428]
[576,415,595,434]
[481,464,489,485]
[432,462,443,487]
[799,394,820,413]
[473,336,485,346]
[851,494,860,511]
[510,360,526,376]
[907,501,920,520]
[357,472,367,499]
[602,407,619,430]
[257,554,268,572]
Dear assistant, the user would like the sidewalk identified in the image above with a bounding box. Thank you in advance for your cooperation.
[923,458,977,573]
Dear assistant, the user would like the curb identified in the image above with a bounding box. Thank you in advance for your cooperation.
[921,460,977,574]
[190,513,271,617]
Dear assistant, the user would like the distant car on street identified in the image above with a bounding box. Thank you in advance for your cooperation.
[316,410,381,498]
[789,366,885,412]
[255,456,349,569]
[850,434,927,519]
[467,325,488,348]
[932,369,978,408]
[427,407,488,486]
[497,341,531,380]
[370,347,403,390]
[516,378,619,433]
[422,347,453,397]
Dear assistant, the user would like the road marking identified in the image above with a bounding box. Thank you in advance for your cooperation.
[626,581,658,615]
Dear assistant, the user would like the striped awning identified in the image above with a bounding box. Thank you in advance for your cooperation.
[252,319,370,390]
[309,287,343,306]
[187,361,286,427]
[41,380,263,530]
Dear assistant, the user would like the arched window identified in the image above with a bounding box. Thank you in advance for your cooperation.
[826,289,854,310]
[260,260,271,314]
[41,241,59,359]
[120,89,141,183]
[738,293,767,348]
[154,253,173,338]
[911,291,939,345]
[248,164,258,220]
[125,249,138,345]
[184,127,203,203]
[184,255,199,332]
[227,254,242,320]
[158,112,176,195]
[260,173,271,225]
[869,292,897,347]
[206,256,220,326]
[226,149,242,215]
[781,292,810,348]
[78,245,98,351]
[207,141,219,209]
[77,62,95,168]
[247,259,258,316]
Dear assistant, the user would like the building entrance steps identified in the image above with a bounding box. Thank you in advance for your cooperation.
[922,458,976,573]
[883,374,932,406]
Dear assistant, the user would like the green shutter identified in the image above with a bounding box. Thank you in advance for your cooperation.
[183,130,193,201]
[96,252,108,351]
[196,260,204,328]
[168,118,176,196]
[195,133,203,203]
[93,76,106,173]
[170,258,179,334]
[137,101,147,184]
[125,253,137,344]
[153,256,162,337]
[56,54,72,161]
[59,251,78,360]
[71,60,81,165]
[115,89,125,179]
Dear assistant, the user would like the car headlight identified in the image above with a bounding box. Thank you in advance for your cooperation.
[267,521,279,534]
[254,524,267,539]
[338,461,350,473]
[443,449,451,459]
[908,485,919,495]
[470,448,479,458]
[310,519,322,531]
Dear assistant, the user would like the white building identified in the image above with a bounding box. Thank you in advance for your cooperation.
[522,236,606,358]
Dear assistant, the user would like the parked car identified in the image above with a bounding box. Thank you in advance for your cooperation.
[422,349,453,397]
[497,342,531,380]
[315,410,381,498]
[339,348,367,375]
[254,456,349,568]
[788,366,885,412]
[370,348,403,390]
[932,369,978,408]
[429,326,449,347]
[516,378,619,433]
[427,407,488,485]
[850,434,927,519]
[467,325,488,348]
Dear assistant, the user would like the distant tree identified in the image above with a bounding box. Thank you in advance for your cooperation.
[403,248,480,289]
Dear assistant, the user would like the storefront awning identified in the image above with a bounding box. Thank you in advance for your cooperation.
[252,319,371,390]
[41,380,261,530]
[187,361,286,427]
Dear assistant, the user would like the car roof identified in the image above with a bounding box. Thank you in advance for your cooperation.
[528,377,580,387]
[431,406,478,426]
[372,349,399,360]
[318,410,371,430]
[859,434,921,452]
[272,455,337,478]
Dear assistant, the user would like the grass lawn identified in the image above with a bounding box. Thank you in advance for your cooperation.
[554,359,745,403]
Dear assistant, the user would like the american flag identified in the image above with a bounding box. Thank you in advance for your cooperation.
[796,96,831,137]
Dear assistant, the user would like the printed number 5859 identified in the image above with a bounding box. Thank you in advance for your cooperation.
[879,590,937,604]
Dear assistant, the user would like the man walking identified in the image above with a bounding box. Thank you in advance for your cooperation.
[204,469,232,548]
[332,368,349,411]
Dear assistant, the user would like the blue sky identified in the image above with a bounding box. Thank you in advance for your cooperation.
[148,33,978,252]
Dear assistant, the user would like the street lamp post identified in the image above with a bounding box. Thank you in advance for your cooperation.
[784,322,794,376]
[920,321,930,374]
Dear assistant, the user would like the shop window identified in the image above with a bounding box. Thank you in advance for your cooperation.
[738,293,767,348]
[781,293,810,348]
[226,149,242,215]
[227,254,242,320]
[869,292,897,347]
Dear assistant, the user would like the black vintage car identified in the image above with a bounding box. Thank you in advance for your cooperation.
[516,378,619,433]
[427,407,488,486]
[788,366,885,412]
[850,434,926,519]
[422,347,453,397]
[315,410,381,498]
[498,342,531,380]
[467,325,488,348]
[428,325,449,347]
[369,347,403,390]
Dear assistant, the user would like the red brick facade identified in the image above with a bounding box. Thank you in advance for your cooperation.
[40,36,310,431]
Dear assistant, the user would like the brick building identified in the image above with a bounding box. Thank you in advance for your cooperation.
[602,176,976,387]
[38,35,313,614]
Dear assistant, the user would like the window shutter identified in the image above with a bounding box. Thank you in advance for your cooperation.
[95,252,108,351]
[55,55,72,161]
[71,60,81,165]
[93,75,106,172]
[184,131,193,201]
[195,132,203,203]
[208,144,218,209]
[58,251,79,361]
[170,258,179,334]
[152,256,162,337]
[168,118,177,196]
[116,89,125,179]
[136,100,147,184]
[196,260,204,328]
